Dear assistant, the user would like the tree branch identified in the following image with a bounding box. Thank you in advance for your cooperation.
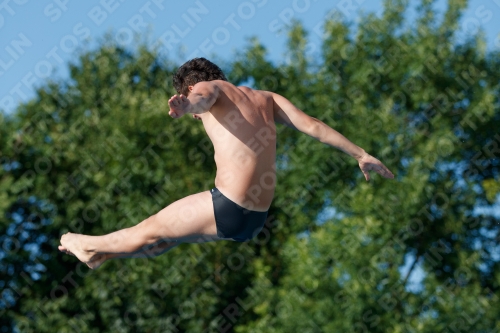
[402,254,420,287]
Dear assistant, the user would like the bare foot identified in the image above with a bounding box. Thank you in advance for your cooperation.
[59,233,107,269]
[83,253,108,270]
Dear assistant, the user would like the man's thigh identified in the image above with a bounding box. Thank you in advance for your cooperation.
[154,190,221,242]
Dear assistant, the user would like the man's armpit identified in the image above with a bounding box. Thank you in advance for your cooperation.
[273,107,297,129]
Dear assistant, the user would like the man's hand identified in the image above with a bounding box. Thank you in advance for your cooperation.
[168,94,191,118]
[358,152,394,181]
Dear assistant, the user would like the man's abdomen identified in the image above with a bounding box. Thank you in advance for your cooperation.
[214,156,276,212]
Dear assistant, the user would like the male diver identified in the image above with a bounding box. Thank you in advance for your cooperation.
[59,58,394,269]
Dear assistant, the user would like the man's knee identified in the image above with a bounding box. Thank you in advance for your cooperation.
[134,214,164,243]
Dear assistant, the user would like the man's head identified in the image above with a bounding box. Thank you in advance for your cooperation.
[173,58,227,96]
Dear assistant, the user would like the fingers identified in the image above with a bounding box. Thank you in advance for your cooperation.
[168,95,188,119]
[168,96,179,118]
[169,110,178,118]
[363,168,394,181]
[377,164,394,179]
[376,166,394,179]
[168,95,180,107]
[384,167,395,179]
[168,95,187,107]
[360,161,394,181]
[366,156,394,180]
[363,171,370,182]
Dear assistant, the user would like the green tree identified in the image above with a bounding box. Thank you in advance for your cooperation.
[1,0,499,332]
[0,44,259,332]
[231,1,500,332]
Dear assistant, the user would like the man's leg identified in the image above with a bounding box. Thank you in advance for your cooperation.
[61,240,180,269]
[59,191,220,268]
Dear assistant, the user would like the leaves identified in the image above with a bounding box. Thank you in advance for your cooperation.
[1,0,499,331]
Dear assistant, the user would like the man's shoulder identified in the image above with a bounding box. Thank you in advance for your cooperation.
[192,80,216,90]
[192,80,235,93]
[194,80,272,93]
[235,85,274,97]
[236,85,253,93]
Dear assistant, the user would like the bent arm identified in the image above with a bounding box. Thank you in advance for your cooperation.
[186,81,219,114]
[272,92,365,160]
[169,81,219,118]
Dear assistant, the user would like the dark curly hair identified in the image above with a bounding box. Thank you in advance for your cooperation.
[173,58,227,96]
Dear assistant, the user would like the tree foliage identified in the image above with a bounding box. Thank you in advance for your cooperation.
[1,0,499,332]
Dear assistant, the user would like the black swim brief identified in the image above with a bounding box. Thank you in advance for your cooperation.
[211,188,268,242]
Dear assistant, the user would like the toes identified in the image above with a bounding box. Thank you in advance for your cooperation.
[58,245,73,254]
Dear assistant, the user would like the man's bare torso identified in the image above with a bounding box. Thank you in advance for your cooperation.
[196,81,276,212]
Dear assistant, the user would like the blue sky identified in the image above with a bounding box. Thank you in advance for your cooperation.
[0,0,499,113]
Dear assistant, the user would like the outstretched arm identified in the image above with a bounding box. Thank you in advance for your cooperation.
[168,81,219,118]
[272,92,394,181]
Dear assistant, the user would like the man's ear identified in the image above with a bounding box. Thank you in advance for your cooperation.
[188,85,194,92]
